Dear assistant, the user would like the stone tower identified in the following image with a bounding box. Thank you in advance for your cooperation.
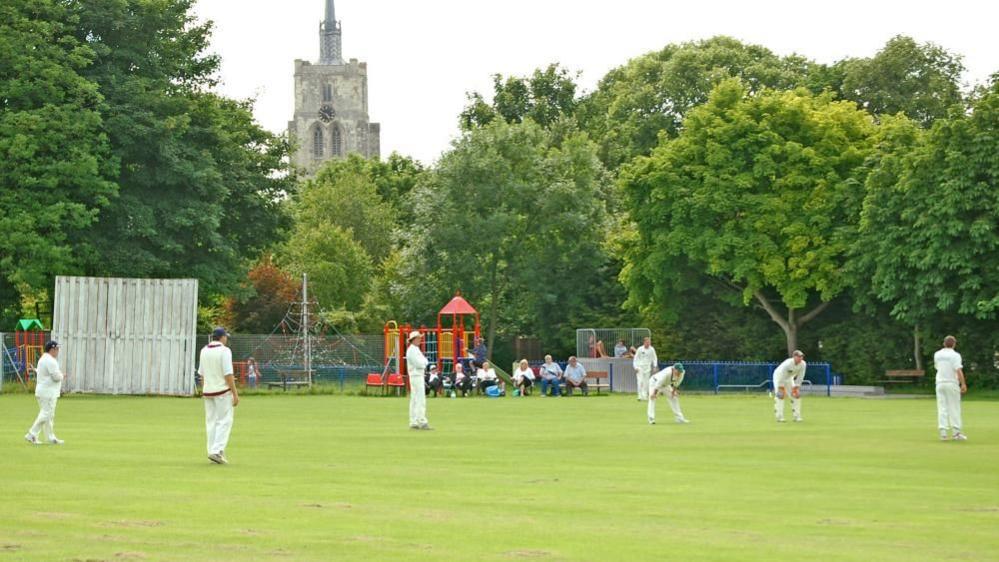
[289,0,380,174]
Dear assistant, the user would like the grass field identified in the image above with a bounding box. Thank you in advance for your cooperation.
[1,392,998,561]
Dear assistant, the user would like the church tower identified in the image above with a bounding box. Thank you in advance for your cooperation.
[289,0,380,175]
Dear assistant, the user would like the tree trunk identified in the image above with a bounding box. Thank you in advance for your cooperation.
[485,256,499,362]
[753,290,832,356]
[913,323,923,370]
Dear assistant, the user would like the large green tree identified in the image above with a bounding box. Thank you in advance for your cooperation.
[460,64,579,131]
[837,35,965,127]
[73,0,292,296]
[0,0,117,303]
[298,156,399,264]
[402,119,611,358]
[580,36,815,169]
[622,79,876,354]
[856,80,999,340]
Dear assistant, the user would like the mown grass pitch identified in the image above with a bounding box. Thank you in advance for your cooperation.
[1,393,997,561]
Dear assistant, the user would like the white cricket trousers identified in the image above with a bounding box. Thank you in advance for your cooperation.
[773,375,801,421]
[636,369,651,400]
[409,373,428,427]
[648,389,684,422]
[204,393,234,455]
[935,382,962,434]
[28,396,59,440]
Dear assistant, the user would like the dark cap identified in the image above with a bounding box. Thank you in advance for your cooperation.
[44,340,59,352]
[211,327,230,340]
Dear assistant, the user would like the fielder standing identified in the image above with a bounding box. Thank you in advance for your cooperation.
[773,350,806,422]
[24,341,65,445]
[647,363,689,425]
[199,327,238,464]
[632,337,657,401]
[934,336,968,441]
[406,330,432,430]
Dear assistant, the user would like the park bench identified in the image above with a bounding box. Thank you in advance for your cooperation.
[877,369,925,386]
[266,370,313,391]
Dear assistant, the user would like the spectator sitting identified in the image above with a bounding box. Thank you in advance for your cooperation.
[469,336,488,370]
[564,356,588,396]
[425,364,444,396]
[512,359,536,396]
[539,354,563,397]
[453,363,473,397]
[477,361,504,395]
[588,334,609,358]
[613,340,632,358]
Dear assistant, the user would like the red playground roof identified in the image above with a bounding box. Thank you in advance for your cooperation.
[439,294,478,315]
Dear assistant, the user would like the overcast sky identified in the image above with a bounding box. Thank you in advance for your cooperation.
[193,0,999,165]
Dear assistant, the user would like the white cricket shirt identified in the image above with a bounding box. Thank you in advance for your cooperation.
[933,347,963,385]
[198,342,234,395]
[34,353,64,399]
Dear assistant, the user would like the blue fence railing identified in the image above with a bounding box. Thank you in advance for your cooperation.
[529,360,839,396]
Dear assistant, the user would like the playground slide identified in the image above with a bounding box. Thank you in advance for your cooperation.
[490,362,515,390]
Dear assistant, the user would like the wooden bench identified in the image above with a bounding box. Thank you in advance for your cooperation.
[877,370,925,386]
[266,370,313,391]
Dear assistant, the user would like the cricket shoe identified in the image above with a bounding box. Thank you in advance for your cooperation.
[676,418,690,424]
[24,433,38,445]
[952,433,968,441]
[793,416,803,423]
[409,424,420,430]
[939,433,950,441]
[50,438,65,445]
[208,453,226,464]
[648,417,656,425]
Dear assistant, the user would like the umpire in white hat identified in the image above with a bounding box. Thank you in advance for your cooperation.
[405,329,432,430]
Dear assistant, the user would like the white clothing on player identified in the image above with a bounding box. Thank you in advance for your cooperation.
[934,347,964,435]
[198,342,234,395]
[204,394,234,455]
[406,343,429,426]
[632,345,658,400]
[773,357,806,421]
[933,347,962,385]
[648,367,686,423]
[198,341,235,456]
[28,353,64,442]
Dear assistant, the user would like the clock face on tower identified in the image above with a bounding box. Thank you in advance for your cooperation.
[319,104,335,123]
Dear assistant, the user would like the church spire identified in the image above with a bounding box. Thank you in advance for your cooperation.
[325,0,336,25]
[319,0,343,65]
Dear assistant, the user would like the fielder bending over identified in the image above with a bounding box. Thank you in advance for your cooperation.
[773,350,806,422]
[648,363,689,424]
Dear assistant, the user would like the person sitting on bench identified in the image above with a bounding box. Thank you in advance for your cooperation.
[425,364,444,396]
[539,355,563,397]
[512,359,535,396]
[564,356,589,396]
[453,363,473,397]
[477,361,504,394]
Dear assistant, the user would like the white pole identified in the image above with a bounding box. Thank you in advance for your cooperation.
[303,273,312,387]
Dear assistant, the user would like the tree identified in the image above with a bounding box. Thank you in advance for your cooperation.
[225,255,301,334]
[856,80,999,331]
[621,79,876,354]
[579,36,815,169]
[837,35,965,127]
[301,156,399,264]
[72,0,292,297]
[279,222,373,313]
[459,64,580,130]
[0,0,117,302]
[403,119,611,359]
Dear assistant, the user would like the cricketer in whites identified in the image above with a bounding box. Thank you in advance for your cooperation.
[406,330,432,430]
[648,363,689,425]
[199,327,239,464]
[934,335,968,441]
[632,337,658,401]
[25,340,66,445]
[773,350,806,422]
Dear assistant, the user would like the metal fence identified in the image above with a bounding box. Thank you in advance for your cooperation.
[575,328,652,359]
[200,333,385,389]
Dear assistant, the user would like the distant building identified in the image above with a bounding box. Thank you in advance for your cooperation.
[288,0,380,174]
